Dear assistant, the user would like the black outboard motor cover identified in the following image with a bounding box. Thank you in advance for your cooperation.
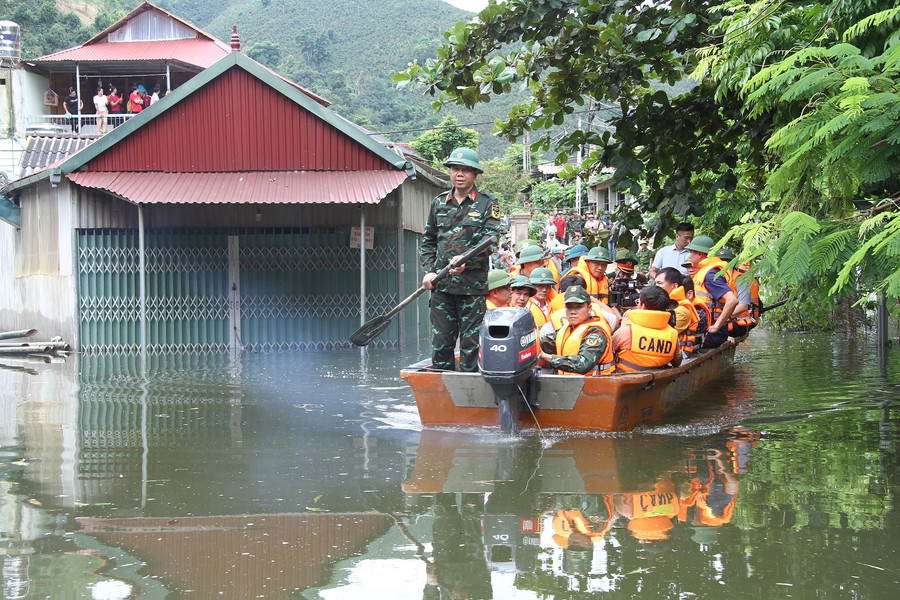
[479,307,539,385]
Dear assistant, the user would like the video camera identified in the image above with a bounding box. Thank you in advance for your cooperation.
[608,276,646,309]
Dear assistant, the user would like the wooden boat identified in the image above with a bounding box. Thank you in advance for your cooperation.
[401,336,742,432]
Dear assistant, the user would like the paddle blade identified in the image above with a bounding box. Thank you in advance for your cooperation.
[350,316,393,347]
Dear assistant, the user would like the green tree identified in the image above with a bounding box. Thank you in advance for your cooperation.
[410,114,479,166]
[478,145,533,211]
[398,0,900,323]
[247,40,282,69]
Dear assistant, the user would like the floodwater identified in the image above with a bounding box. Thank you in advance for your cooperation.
[0,330,898,599]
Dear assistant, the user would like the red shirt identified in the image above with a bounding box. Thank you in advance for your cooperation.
[553,217,567,237]
[130,92,143,113]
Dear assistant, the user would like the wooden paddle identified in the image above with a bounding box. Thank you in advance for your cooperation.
[350,235,497,346]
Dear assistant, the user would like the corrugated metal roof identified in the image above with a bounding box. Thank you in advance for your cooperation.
[19,135,95,177]
[33,38,231,70]
[67,170,408,205]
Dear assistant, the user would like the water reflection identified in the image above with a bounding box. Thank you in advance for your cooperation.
[0,332,897,599]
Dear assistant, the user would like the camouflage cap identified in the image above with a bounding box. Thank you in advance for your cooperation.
[528,267,556,286]
[564,285,590,304]
[487,269,512,290]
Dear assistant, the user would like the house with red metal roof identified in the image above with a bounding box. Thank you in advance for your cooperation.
[0,49,446,352]
[20,2,327,136]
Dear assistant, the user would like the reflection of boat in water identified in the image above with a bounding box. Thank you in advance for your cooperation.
[401,309,742,433]
[401,429,761,594]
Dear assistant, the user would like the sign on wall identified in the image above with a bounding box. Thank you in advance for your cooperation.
[349,226,374,250]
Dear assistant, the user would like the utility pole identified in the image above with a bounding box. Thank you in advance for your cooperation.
[575,116,582,213]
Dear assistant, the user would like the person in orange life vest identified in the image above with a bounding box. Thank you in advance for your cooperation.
[508,275,537,308]
[687,235,738,349]
[681,274,709,348]
[712,246,751,338]
[561,244,588,276]
[654,267,701,356]
[527,267,556,327]
[538,285,614,375]
[714,246,759,336]
[513,244,561,291]
[549,275,621,332]
[485,270,512,310]
[612,285,682,372]
[563,246,611,302]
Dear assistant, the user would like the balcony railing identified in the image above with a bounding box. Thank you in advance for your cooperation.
[25,114,137,136]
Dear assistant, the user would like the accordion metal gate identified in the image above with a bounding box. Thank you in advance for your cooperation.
[77,228,404,353]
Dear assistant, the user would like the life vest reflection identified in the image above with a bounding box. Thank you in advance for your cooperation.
[409,428,761,597]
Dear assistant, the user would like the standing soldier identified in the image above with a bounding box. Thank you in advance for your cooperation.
[421,147,501,372]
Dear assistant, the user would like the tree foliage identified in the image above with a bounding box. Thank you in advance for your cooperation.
[410,115,479,166]
[0,0,123,59]
[399,0,900,315]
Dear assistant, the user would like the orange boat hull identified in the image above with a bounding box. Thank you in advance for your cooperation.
[401,339,739,432]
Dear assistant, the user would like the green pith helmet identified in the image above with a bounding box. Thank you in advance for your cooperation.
[516,239,541,255]
[487,269,512,290]
[714,246,735,260]
[528,267,556,285]
[516,244,548,265]
[686,235,716,254]
[510,275,537,294]
[443,147,483,173]
[584,246,612,263]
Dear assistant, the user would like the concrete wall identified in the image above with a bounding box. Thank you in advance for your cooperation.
[0,180,77,344]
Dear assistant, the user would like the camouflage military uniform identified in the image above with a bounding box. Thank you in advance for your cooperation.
[421,187,500,371]
[539,324,610,374]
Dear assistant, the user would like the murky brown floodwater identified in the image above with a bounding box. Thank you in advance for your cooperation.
[0,329,898,599]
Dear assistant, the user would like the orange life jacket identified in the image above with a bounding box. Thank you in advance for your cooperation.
[554,316,615,375]
[669,286,700,354]
[733,275,760,328]
[693,257,734,322]
[570,257,609,301]
[615,310,679,373]
[528,297,550,327]
[485,298,507,310]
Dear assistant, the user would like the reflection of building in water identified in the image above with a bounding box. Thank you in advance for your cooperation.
[76,513,392,597]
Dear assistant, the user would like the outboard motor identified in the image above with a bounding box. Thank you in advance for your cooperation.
[478,307,540,434]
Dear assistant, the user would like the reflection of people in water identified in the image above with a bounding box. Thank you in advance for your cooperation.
[425,494,493,600]
[678,430,759,534]
[615,475,681,541]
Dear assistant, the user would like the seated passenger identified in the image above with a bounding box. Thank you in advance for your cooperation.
[509,275,537,308]
[654,267,701,356]
[527,267,557,327]
[485,269,512,310]
[538,285,615,375]
[682,275,709,350]
[612,286,682,372]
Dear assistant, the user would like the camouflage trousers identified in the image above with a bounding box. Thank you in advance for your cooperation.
[429,290,486,372]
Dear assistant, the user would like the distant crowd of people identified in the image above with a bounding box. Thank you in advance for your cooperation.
[63,82,172,134]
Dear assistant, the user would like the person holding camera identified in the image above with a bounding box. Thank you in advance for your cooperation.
[612,286,682,372]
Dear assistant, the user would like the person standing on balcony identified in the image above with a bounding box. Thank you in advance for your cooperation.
[108,85,123,128]
[63,87,81,133]
[129,86,143,113]
[93,87,108,135]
